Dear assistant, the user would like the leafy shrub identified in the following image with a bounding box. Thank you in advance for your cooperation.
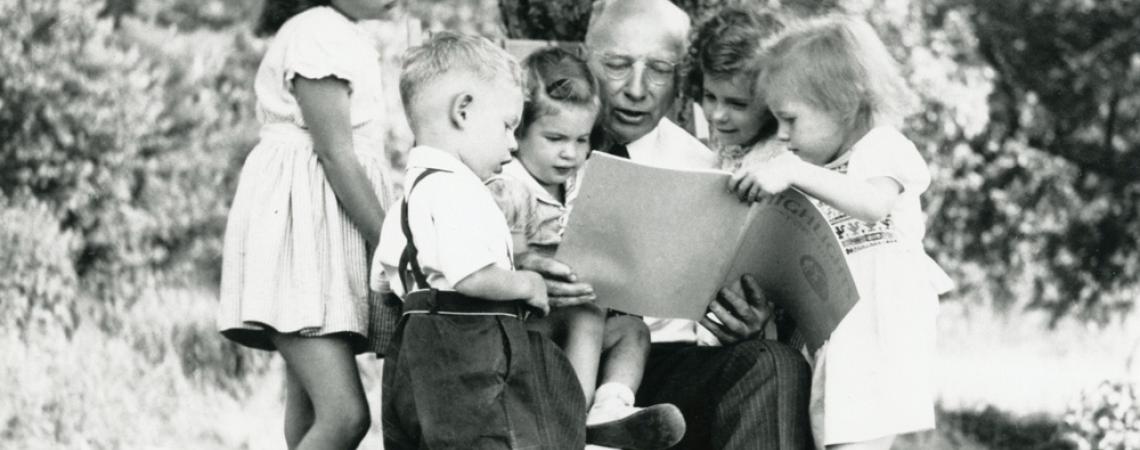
[940,405,1074,450]
[0,194,80,336]
[0,0,167,300]
[0,0,260,304]
[1063,380,1140,449]
[0,288,270,448]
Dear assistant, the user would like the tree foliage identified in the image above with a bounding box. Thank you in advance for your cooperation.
[920,0,1140,322]
[0,0,260,302]
[498,0,1140,323]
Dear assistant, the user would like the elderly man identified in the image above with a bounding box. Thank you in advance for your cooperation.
[519,0,814,449]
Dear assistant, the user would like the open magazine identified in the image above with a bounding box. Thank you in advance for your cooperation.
[555,152,860,349]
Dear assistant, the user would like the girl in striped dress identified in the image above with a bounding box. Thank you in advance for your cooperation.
[217,0,399,447]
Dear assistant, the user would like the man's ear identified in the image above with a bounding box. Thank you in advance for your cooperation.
[449,92,475,128]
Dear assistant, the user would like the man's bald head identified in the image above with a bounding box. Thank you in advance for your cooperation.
[586,0,691,58]
[584,0,692,143]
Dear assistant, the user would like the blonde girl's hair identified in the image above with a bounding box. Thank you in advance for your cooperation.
[518,46,601,138]
[758,15,915,134]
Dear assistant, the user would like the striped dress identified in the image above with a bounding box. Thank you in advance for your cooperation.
[217,6,394,353]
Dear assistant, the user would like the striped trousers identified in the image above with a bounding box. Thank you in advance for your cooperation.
[638,340,814,449]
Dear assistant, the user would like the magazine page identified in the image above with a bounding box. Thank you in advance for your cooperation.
[721,190,860,350]
[555,153,751,319]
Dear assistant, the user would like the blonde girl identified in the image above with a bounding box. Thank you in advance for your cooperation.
[218,0,399,448]
[728,15,954,450]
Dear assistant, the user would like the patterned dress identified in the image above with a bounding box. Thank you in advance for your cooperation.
[217,7,395,353]
[808,127,954,446]
[484,159,581,257]
[714,136,787,172]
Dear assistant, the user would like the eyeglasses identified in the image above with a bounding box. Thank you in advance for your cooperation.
[591,52,678,87]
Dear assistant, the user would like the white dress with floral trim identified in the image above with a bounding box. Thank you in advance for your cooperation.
[808,127,954,446]
[217,6,395,353]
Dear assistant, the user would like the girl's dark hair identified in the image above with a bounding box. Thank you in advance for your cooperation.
[518,46,601,138]
[255,0,332,37]
[688,6,785,142]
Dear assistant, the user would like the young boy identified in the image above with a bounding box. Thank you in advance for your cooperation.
[375,32,585,449]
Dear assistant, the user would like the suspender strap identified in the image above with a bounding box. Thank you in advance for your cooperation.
[398,169,442,293]
[395,167,529,320]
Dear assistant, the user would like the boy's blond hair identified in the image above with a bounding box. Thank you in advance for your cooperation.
[759,15,915,133]
[399,32,524,119]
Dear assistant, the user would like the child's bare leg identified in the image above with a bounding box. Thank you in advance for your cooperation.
[271,333,370,450]
[586,314,685,449]
[597,314,650,394]
[549,303,607,402]
[827,435,895,450]
[283,364,315,449]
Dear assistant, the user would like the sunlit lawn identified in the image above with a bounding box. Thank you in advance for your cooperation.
[936,302,1138,417]
[231,299,1140,449]
[7,285,1133,448]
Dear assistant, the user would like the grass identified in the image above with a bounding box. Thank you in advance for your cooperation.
[935,302,1139,416]
[3,286,1135,448]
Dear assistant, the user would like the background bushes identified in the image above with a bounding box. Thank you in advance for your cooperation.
[1,0,1137,447]
[0,194,79,336]
[0,0,260,303]
[0,1,268,446]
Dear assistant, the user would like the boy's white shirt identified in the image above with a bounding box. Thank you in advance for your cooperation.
[373,146,514,298]
[624,118,722,345]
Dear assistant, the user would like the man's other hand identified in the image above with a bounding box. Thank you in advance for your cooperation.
[699,274,773,344]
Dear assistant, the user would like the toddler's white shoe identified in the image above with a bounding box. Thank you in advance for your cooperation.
[585,400,686,450]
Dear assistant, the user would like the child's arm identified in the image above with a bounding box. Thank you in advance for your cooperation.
[729,152,902,223]
[294,76,385,245]
[454,266,550,316]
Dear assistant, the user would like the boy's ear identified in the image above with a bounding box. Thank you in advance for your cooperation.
[449,92,475,128]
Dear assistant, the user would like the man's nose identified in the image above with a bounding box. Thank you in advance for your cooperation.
[623,64,647,101]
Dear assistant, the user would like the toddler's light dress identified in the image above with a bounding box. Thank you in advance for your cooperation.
[218,6,394,353]
[809,127,954,446]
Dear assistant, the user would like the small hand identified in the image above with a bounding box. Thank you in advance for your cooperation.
[699,275,773,344]
[515,252,597,308]
[728,152,803,202]
[523,271,551,317]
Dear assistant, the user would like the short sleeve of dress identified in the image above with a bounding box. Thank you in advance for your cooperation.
[279,10,361,92]
[485,175,538,238]
[850,127,931,196]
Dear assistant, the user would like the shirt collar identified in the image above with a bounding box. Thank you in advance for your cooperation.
[503,159,567,207]
[406,145,482,182]
[625,120,664,160]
